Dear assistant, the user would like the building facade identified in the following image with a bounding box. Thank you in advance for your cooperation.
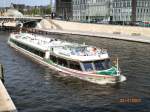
[112,0,150,24]
[136,0,150,22]
[56,0,72,20]
[72,0,112,22]
[51,0,56,13]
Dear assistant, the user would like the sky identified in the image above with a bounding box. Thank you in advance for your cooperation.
[0,0,55,7]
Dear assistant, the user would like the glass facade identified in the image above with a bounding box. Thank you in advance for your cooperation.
[72,0,111,22]
[55,0,150,23]
[136,0,150,22]
[112,0,150,23]
[112,0,132,23]
[56,0,72,20]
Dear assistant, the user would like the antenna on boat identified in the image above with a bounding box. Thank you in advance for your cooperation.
[116,57,120,76]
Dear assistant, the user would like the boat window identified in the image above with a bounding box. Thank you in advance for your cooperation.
[69,61,81,71]
[105,59,111,69]
[94,59,111,70]
[57,57,68,67]
[83,62,94,71]
[50,55,57,63]
[38,51,45,57]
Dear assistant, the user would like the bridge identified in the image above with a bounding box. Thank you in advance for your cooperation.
[0,16,42,22]
[0,16,43,28]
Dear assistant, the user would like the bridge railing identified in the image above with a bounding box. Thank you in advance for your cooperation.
[0,16,42,20]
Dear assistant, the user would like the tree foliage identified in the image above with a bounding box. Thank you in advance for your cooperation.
[23,5,51,15]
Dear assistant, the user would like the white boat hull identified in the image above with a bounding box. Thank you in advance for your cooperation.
[8,39,126,85]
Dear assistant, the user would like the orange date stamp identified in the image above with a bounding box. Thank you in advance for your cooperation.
[116,97,142,104]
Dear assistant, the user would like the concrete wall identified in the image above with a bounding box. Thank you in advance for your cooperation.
[45,19,150,37]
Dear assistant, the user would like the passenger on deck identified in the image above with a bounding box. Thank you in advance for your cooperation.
[49,39,53,43]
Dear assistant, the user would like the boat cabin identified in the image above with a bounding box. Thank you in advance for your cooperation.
[49,54,111,72]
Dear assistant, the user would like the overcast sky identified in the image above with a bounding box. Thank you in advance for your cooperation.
[0,0,55,7]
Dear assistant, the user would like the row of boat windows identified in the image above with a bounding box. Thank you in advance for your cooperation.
[10,39,45,58]
[50,55,82,71]
[83,59,111,71]
[50,55,111,71]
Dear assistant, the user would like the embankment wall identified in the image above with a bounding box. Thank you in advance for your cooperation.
[48,20,150,37]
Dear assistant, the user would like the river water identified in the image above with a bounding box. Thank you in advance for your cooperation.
[0,32,150,112]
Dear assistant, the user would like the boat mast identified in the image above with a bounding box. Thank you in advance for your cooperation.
[116,57,119,76]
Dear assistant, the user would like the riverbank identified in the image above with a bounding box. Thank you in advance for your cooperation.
[36,28,150,44]
[0,80,17,112]
[48,19,150,37]
[37,19,150,44]
[0,64,17,112]
[2,19,150,44]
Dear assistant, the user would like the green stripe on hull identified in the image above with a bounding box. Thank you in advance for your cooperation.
[45,59,53,64]
[96,67,117,76]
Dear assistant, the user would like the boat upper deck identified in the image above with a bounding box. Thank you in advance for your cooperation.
[10,32,109,61]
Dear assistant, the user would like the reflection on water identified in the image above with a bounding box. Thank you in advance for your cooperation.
[0,32,150,112]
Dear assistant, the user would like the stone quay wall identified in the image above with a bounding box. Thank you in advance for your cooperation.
[48,20,150,37]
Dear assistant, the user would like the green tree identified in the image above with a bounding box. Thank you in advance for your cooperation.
[45,5,51,14]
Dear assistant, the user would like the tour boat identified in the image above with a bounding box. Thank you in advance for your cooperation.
[8,32,126,85]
